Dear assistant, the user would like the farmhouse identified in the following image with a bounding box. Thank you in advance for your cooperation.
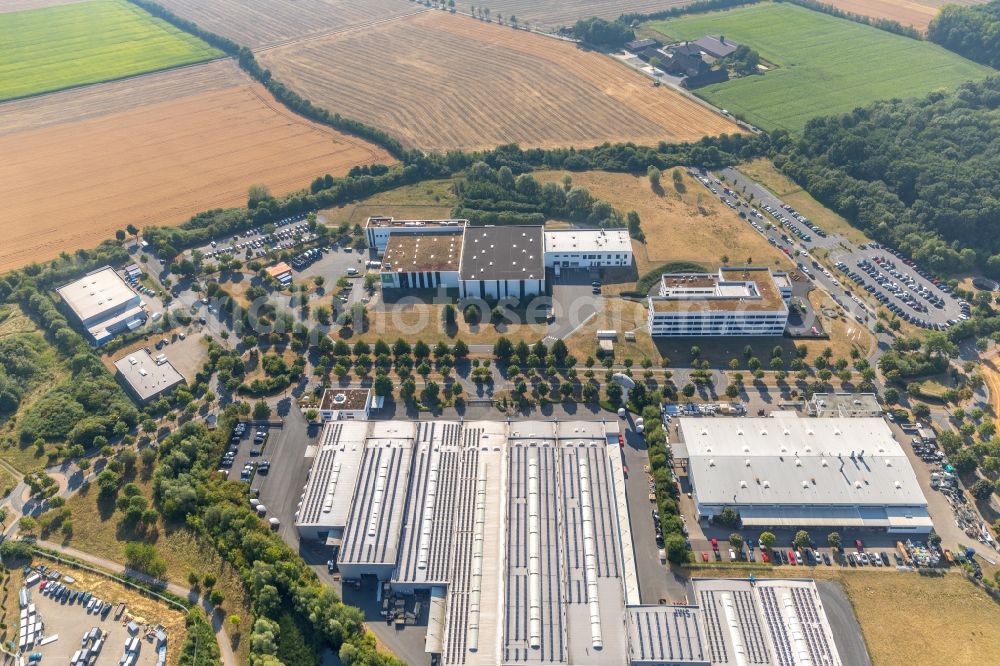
[624,38,659,52]
[675,414,932,533]
[318,387,373,421]
[693,35,739,59]
[647,267,789,337]
[543,228,633,268]
[113,349,184,404]
[56,266,146,345]
[379,231,463,290]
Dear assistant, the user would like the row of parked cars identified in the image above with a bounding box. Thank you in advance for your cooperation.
[204,215,310,260]
[835,255,963,329]
[39,580,114,618]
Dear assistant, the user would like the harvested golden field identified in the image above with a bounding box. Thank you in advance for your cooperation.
[0,60,392,272]
[824,0,990,31]
[535,170,792,280]
[156,0,422,47]
[456,1,696,29]
[257,11,739,152]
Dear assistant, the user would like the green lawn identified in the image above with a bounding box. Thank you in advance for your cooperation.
[0,0,222,101]
[646,2,992,133]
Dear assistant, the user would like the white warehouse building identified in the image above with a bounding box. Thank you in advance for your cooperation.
[56,266,146,345]
[543,228,633,268]
[675,413,933,533]
[648,267,790,337]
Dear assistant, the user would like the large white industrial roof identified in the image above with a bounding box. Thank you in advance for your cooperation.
[57,266,138,322]
[679,415,928,508]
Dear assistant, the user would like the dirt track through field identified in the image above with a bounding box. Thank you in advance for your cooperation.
[257,11,738,152]
[0,60,393,272]
[982,356,1000,418]
[824,0,990,30]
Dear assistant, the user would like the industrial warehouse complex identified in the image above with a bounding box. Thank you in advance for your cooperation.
[648,267,791,337]
[367,217,633,300]
[674,413,932,533]
[56,266,147,344]
[295,418,849,665]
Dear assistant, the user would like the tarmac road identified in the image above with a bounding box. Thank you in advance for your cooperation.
[816,580,873,666]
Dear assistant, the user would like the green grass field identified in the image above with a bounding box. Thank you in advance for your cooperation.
[0,0,222,101]
[646,2,992,133]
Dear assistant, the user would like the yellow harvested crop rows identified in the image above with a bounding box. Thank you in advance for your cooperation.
[257,11,739,152]
[823,0,990,31]
[155,0,422,47]
[0,60,393,272]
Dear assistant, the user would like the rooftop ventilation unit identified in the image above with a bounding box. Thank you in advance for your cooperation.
[762,480,770,488]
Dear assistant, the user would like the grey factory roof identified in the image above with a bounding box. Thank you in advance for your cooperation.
[627,606,707,665]
[57,266,139,323]
[113,349,184,403]
[338,421,416,568]
[459,226,544,282]
[809,392,883,418]
[692,579,842,666]
[501,422,628,666]
[296,421,368,529]
[679,415,929,509]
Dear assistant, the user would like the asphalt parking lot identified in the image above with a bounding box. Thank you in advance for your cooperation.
[546,268,603,340]
[831,246,968,329]
[222,422,277,485]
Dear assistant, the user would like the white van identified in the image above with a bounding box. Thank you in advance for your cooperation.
[346,267,359,276]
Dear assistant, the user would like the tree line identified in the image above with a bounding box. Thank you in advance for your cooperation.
[772,75,1000,276]
[928,0,1000,68]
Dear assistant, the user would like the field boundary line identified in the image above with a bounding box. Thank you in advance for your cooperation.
[0,56,228,108]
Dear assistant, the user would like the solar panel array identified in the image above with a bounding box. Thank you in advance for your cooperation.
[339,442,411,567]
[754,586,838,666]
[629,607,706,663]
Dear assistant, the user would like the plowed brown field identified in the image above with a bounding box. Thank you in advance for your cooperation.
[0,60,392,272]
[257,11,738,152]
[824,0,990,31]
[155,0,422,48]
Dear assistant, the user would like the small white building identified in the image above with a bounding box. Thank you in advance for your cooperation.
[57,266,146,345]
[114,349,185,404]
[319,388,373,421]
[543,228,633,268]
[648,266,789,337]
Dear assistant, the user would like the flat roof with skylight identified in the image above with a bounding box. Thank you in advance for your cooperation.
[543,228,632,254]
[113,349,184,403]
[383,232,463,273]
[460,226,544,282]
